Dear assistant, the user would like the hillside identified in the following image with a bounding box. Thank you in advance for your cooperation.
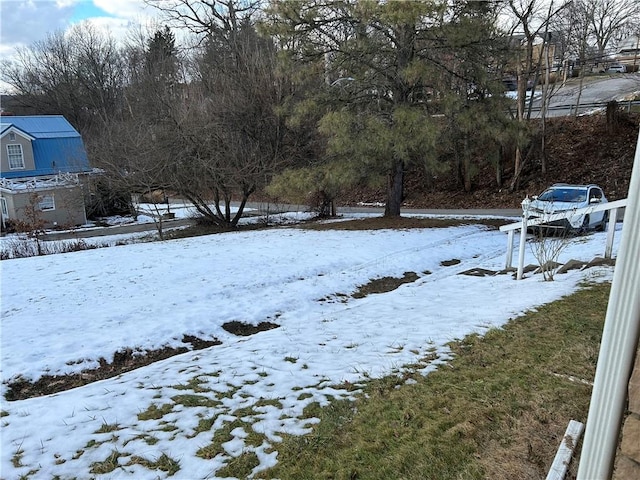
[346,112,640,210]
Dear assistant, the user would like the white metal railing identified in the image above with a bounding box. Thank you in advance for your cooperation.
[0,173,80,192]
[577,128,640,479]
[499,198,628,280]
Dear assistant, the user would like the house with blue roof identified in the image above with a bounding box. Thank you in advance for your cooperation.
[1,115,93,229]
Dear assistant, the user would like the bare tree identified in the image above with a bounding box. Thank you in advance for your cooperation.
[530,220,571,281]
[89,112,177,239]
[501,0,570,190]
[142,0,291,228]
[587,0,639,63]
[145,0,261,40]
[1,23,125,136]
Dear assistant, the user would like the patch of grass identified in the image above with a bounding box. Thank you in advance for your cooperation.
[123,434,159,446]
[215,451,261,479]
[137,403,173,421]
[12,447,24,468]
[192,416,216,436]
[1,410,8,417]
[158,421,178,432]
[217,385,241,399]
[196,441,224,460]
[17,469,40,480]
[89,449,124,475]
[197,416,249,460]
[284,356,298,363]
[261,283,610,479]
[171,394,219,408]
[197,408,266,461]
[254,398,283,409]
[94,422,121,434]
[171,376,212,393]
[85,439,98,449]
[128,453,180,476]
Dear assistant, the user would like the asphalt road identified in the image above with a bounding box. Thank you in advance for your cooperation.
[529,73,640,117]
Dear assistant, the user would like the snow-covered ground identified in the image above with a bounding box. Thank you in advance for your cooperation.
[0,212,620,479]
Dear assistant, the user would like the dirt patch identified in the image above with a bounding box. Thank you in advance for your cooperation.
[302,217,508,231]
[440,259,461,266]
[352,272,420,299]
[459,267,497,277]
[4,335,221,401]
[222,321,280,336]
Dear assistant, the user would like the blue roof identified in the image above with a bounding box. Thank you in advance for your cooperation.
[1,115,91,178]
[0,115,81,139]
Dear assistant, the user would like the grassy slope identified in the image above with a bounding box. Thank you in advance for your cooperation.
[253,283,609,480]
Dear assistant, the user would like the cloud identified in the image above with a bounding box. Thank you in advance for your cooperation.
[94,0,151,19]
[0,1,165,62]
[0,0,76,53]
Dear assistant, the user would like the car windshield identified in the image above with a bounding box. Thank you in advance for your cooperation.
[538,188,587,203]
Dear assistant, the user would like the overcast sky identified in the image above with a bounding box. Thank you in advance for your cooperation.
[0,0,158,61]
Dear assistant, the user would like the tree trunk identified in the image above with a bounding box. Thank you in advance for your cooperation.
[573,67,586,119]
[384,159,404,217]
[231,184,256,227]
[541,121,547,176]
[464,159,472,192]
[511,55,527,193]
[463,137,471,193]
[496,146,504,188]
[606,101,619,133]
[510,146,523,192]
[541,36,552,176]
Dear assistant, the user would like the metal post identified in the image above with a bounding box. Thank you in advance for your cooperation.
[577,128,640,479]
[505,229,515,269]
[517,197,530,280]
[604,207,618,259]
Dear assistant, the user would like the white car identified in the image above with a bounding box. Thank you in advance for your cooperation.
[526,184,608,233]
[606,64,626,73]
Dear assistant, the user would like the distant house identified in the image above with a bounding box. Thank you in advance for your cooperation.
[615,35,640,72]
[1,115,93,229]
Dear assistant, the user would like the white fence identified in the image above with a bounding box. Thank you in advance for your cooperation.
[0,173,80,192]
[499,198,628,280]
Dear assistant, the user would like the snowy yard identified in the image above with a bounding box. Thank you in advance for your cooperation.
[0,213,619,479]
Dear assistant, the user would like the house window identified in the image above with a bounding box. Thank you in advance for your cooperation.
[9,132,16,141]
[38,194,55,211]
[7,144,25,169]
[0,197,8,217]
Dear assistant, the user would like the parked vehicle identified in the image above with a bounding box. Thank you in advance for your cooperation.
[607,64,627,73]
[526,184,608,233]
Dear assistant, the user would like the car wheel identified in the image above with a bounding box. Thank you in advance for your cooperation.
[580,215,590,233]
[596,211,609,232]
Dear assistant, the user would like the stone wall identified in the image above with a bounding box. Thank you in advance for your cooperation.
[613,346,640,479]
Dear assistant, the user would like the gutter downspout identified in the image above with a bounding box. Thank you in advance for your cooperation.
[577,127,640,479]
